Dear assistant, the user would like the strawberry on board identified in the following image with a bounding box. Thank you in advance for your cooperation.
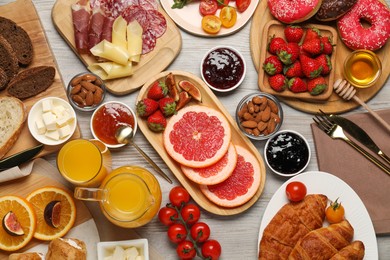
[136,98,159,118]
[320,36,334,55]
[284,25,304,43]
[283,60,303,78]
[307,76,327,96]
[147,110,167,132]
[147,80,168,100]
[300,55,323,79]
[288,77,307,93]
[159,96,177,117]
[315,54,332,75]
[302,38,323,56]
[277,42,299,65]
[303,27,321,42]
[268,74,287,92]
[263,55,283,75]
[268,36,286,55]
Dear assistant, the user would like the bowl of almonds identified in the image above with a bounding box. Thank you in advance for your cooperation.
[236,92,283,141]
[67,72,106,112]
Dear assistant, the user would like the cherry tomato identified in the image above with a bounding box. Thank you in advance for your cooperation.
[217,0,230,8]
[158,206,178,226]
[220,6,237,28]
[285,181,307,202]
[199,0,218,16]
[236,0,251,12]
[201,15,222,34]
[176,240,196,259]
[169,186,191,207]
[181,204,201,226]
[201,239,222,260]
[190,222,210,243]
[168,223,188,244]
[326,198,345,224]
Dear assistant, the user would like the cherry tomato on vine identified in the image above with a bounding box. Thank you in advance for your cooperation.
[190,222,210,243]
[168,223,188,244]
[158,206,178,226]
[236,0,251,12]
[181,204,201,226]
[201,239,222,260]
[217,0,230,7]
[199,0,218,16]
[176,240,196,259]
[285,181,307,202]
[220,6,237,28]
[169,186,190,207]
[201,15,222,34]
[326,198,345,224]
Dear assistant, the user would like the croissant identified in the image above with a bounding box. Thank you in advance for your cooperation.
[259,194,328,260]
[289,220,354,260]
[330,240,365,260]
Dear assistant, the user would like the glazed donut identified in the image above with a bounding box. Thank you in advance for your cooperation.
[338,0,390,51]
[316,0,357,21]
[267,0,322,24]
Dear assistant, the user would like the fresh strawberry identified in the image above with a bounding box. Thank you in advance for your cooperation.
[263,55,283,75]
[268,74,287,92]
[315,54,332,75]
[147,80,168,100]
[159,96,176,117]
[277,42,299,65]
[320,36,333,55]
[147,110,167,132]
[284,25,304,43]
[302,38,323,56]
[307,76,327,95]
[268,36,286,55]
[300,55,323,79]
[303,27,321,42]
[136,98,159,118]
[283,60,303,78]
[288,77,307,93]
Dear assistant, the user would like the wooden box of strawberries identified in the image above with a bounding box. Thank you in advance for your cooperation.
[258,20,338,102]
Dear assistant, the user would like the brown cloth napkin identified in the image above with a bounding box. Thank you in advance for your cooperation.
[311,109,390,235]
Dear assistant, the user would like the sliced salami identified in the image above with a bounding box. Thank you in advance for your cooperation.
[146,10,167,38]
[90,0,133,18]
[138,0,158,10]
[142,29,156,54]
[122,5,150,32]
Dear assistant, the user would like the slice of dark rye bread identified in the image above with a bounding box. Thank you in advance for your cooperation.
[0,68,8,90]
[0,16,33,66]
[0,35,19,85]
[7,66,56,99]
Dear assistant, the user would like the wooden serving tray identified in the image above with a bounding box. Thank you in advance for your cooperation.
[258,20,337,102]
[250,0,390,114]
[52,0,182,95]
[136,71,266,216]
[0,0,81,159]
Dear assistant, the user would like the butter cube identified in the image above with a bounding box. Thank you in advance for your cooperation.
[35,117,46,135]
[42,112,57,131]
[45,130,60,140]
[59,124,71,139]
[42,99,53,113]
[124,247,139,260]
[52,105,66,118]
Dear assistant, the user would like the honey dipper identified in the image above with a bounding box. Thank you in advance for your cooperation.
[333,78,390,133]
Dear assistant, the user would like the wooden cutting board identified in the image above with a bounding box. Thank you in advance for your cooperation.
[0,0,81,158]
[52,0,182,95]
[250,0,390,114]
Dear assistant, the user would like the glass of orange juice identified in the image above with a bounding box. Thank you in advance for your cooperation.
[57,139,112,187]
[74,166,161,228]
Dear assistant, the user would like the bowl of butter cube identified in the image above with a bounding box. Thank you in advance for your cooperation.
[97,239,149,260]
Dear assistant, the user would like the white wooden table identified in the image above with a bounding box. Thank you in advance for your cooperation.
[5,0,390,258]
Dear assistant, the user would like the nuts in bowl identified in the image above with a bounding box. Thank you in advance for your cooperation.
[236,92,283,140]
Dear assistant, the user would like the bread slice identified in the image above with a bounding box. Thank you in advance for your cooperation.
[7,66,56,99]
[0,35,19,82]
[0,67,8,90]
[0,97,26,159]
[0,16,33,66]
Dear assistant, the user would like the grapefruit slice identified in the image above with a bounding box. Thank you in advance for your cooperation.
[181,143,237,185]
[200,145,261,208]
[163,105,231,168]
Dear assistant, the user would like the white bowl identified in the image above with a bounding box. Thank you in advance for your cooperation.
[97,239,149,260]
[28,97,77,146]
[90,101,138,149]
[264,130,311,177]
[200,45,246,93]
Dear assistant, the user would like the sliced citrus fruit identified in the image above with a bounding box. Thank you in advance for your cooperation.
[200,145,261,208]
[0,195,36,251]
[181,142,237,185]
[26,186,76,241]
[163,105,231,168]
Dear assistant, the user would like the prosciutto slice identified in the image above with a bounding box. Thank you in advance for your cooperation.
[88,6,105,49]
[71,0,90,54]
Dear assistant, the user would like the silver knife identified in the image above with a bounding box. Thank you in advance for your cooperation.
[322,111,390,166]
[0,144,44,171]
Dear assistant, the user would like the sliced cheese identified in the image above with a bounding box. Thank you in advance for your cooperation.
[90,40,129,65]
[127,20,143,63]
[88,61,133,80]
[112,16,127,50]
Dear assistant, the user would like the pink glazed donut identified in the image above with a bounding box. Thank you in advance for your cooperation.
[267,0,322,24]
[337,0,390,51]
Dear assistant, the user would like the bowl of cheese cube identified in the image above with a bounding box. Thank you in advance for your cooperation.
[28,97,77,146]
[97,239,149,260]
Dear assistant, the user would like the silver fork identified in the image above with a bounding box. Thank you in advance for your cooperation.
[313,114,390,176]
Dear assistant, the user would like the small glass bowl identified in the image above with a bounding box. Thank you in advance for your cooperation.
[236,92,283,141]
[67,72,106,112]
[343,49,382,88]
[264,130,311,177]
[200,45,246,93]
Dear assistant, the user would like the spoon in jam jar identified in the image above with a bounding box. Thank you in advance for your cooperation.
[115,125,173,184]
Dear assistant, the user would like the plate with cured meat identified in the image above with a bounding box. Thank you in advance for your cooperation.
[257,171,378,259]
[161,0,259,37]
[52,0,182,95]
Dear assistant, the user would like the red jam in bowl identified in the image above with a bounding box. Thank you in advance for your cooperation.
[202,47,245,90]
[92,102,135,145]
